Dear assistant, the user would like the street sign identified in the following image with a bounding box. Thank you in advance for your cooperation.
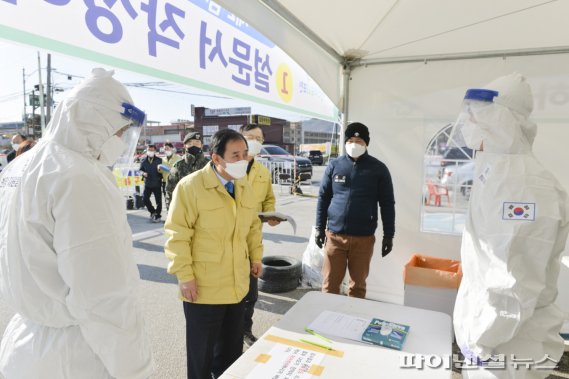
[28,94,47,107]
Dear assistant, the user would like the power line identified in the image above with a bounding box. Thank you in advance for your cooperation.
[126,84,232,99]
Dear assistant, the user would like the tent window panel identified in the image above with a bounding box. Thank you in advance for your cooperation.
[421,124,472,235]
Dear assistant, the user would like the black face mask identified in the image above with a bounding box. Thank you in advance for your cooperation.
[186,146,202,156]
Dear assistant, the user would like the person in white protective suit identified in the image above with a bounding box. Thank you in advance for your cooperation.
[0,68,154,378]
[452,73,569,378]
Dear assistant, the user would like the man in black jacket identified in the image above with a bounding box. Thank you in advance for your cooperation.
[139,145,163,223]
[315,122,395,298]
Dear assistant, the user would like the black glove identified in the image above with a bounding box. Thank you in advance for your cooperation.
[382,237,393,257]
[315,227,326,249]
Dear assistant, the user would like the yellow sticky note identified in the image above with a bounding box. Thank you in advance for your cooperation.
[255,354,271,363]
[308,364,325,376]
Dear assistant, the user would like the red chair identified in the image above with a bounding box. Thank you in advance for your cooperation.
[426,180,451,207]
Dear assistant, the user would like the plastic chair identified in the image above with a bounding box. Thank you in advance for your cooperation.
[426,180,451,207]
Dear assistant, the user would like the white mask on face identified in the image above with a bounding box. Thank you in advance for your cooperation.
[461,121,484,150]
[12,143,20,151]
[224,159,249,179]
[99,135,126,166]
[246,140,262,156]
[345,142,366,158]
[147,151,155,158]
[165,150,173,157]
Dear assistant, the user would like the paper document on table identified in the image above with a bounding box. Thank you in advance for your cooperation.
[245,344,325,379]
[307,310,370,341]
[258,212,297,234]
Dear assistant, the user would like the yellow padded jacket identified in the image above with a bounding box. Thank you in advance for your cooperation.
[164,163,263,304]
[247,160,276,213]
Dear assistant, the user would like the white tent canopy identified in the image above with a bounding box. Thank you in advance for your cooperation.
[215,0,569,109]
[216,0,569,323]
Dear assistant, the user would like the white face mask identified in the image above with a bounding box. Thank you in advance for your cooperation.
[147,151,155,158]
[246,139,262,156]
[12,143,20,150]
[165,150,173,157]
[99,135,126,166]
[345,142,366,158]
[223,159,249,179]
[461,122,484,150]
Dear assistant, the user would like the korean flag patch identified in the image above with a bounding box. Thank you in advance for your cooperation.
[502,202,536,221]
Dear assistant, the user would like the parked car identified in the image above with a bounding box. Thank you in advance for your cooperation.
[440,161,474,200]
[300,150,324,165]
[258,144,313,181]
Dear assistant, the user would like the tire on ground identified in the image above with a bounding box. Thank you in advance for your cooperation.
[258,255,302,293]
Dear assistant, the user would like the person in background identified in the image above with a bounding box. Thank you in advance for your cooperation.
[161,142,181,211]
[15,139,36,158]
[239,123,279,347]
[315,122,395,299]
[166,132,208,201]
[7,133,27,163]
[0,68,153,378]
[165,128,263,379]
[139,144,163,223]
[452,73,569,378]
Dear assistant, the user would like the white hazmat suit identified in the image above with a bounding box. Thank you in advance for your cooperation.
[0,69,153,378]
[453,73,569,378]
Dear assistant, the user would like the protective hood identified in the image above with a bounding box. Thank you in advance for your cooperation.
[478,73,537,154]
[43,68,134,160]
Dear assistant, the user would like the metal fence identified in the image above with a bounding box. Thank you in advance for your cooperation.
[257,160,312,185]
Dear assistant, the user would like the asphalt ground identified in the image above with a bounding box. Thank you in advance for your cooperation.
[0,163,567,378]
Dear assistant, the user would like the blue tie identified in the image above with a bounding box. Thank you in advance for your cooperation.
[225,181,234,197]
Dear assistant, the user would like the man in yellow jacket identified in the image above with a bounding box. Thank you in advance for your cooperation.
[239,124,279,346]
[165,128,263,379]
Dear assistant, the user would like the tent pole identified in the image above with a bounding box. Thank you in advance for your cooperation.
[340,63,351,155]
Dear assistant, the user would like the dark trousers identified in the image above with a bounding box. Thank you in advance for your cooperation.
[143,185,162,217]
[243,275,258,333]
[322,231,376,298]
[183,300,245,379]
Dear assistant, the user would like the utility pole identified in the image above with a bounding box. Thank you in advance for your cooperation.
[32,87,36,136]
[46,53,51,124]
[22,68,26,127]
[37,52,46,137]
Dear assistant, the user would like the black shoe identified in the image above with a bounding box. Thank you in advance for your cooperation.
[244,331,257,347]
[149,212,155,221]
[152,214,162,223]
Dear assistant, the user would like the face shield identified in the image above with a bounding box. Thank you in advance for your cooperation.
[447,89,498,153]
[114,102,146,165]
[110,103,146,181]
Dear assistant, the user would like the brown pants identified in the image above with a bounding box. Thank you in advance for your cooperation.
[321,231,376,298]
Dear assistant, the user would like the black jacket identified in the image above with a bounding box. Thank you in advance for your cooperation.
[316,152,395,237]
[139,155,163,188]
[6,150,16,163]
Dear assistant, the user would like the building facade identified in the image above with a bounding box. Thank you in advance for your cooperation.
[193,106,290,151]
[139,120,194,151]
